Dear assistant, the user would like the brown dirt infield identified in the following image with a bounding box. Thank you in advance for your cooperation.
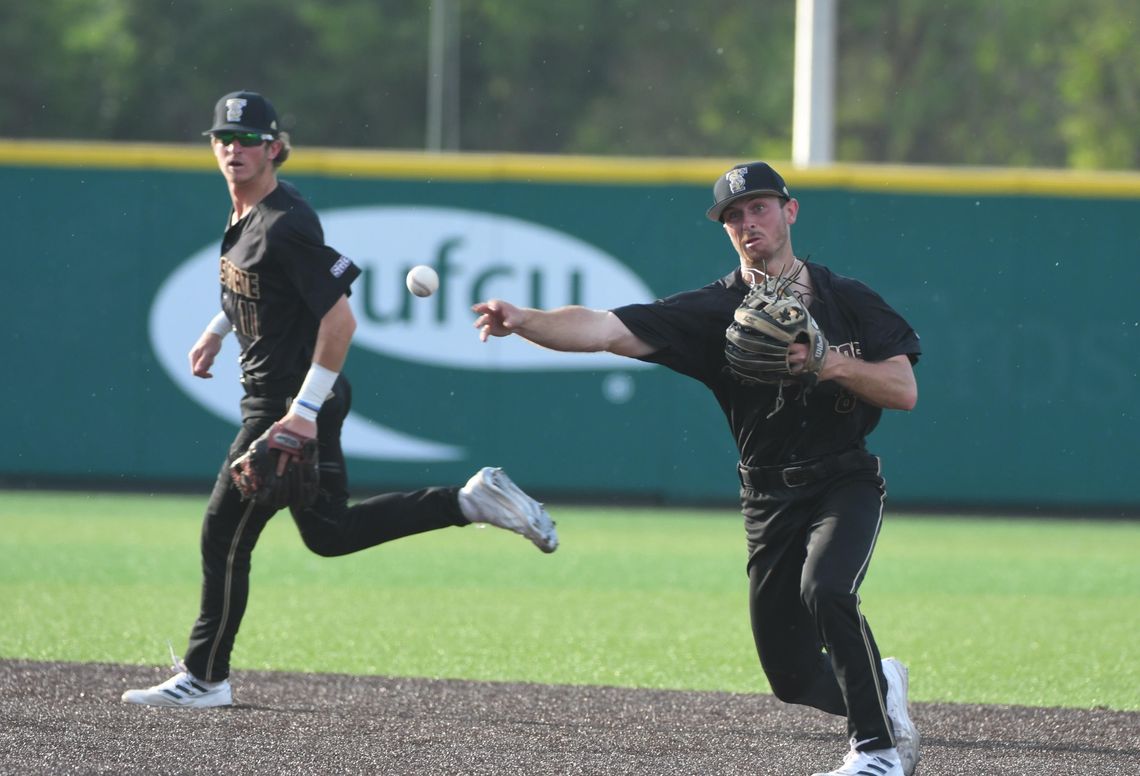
[1,660,1136,775]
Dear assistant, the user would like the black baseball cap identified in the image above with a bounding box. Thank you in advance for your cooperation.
[706,161,791,221]
[203,90,279,136]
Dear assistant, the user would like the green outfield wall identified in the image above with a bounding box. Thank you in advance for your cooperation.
[3,141,1138,511]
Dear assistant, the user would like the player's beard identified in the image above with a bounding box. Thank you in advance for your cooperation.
[739,215,791,270]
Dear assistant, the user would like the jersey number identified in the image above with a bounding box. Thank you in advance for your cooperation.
[234,299,261,338]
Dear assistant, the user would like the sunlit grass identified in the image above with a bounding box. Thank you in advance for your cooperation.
[2,491,1136,710]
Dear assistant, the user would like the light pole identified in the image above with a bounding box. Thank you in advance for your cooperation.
[426,0,460,151]
[792,0,836,166]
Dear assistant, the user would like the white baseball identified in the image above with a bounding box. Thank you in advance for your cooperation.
[405,265,439,297]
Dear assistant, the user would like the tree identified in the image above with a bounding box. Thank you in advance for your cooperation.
[0,0,1135,170]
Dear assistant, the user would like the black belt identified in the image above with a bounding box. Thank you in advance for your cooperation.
[738,450,874,490]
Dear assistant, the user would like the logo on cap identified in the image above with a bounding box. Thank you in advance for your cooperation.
[726,168,747,195]
[225,98,248,122]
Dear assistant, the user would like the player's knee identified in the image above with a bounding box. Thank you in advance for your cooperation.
[765,669,817,704]
[799,578,849,617]
[303,539,339,557]
[296,530,345,557]
[294,520,342,557]
[291,503,352,557]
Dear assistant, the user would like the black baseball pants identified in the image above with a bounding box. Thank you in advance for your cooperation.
[741,459,896,751]
[184,376,468,682]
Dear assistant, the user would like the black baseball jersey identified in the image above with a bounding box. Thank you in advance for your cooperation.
[217,180,361,396]
[612,262,921,468]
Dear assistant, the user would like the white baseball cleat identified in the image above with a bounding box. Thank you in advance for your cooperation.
[882,657,920,775]
[812,747,904,776]
[459,467,558,553]
[122,660,232,708]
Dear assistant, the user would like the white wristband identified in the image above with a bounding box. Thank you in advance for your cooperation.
[293,363,338,421]
[206,311,232,338]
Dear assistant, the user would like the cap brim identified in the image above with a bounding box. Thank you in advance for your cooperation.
[706,189,787,221]
[202,124,277,136]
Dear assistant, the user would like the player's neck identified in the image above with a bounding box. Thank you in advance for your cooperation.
[229,174,278,221]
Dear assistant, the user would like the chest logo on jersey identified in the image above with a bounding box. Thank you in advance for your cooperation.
[219,256,260,299]
[219,256,261,338]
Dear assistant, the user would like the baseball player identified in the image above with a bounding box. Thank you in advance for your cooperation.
[472,162,922,776]
[121,91,558,709]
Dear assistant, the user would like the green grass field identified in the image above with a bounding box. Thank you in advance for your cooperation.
[1,490,1136,710]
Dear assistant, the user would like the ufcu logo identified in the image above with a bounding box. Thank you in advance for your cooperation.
[321,205,653,370]
[359,237,585,324]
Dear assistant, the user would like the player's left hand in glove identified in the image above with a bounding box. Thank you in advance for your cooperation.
[724,277,829,387]
[230,422,319,510]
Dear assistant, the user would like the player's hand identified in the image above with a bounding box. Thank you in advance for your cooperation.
[786,341,831,376]
[786,341,808,374]
[189,332,223,378]
[471,299,526,342]
[788,341,838,379]
[274,413,318,476]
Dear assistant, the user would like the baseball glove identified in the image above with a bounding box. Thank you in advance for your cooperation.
[724,275,829,388]
[229,422,319,510]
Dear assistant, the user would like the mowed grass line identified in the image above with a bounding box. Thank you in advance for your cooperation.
[1,490,1136,710]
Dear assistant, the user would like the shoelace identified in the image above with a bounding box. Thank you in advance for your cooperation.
[845,750,897,775]
[166,640,188,675]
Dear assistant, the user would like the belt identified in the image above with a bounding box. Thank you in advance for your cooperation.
[737,450,874,490]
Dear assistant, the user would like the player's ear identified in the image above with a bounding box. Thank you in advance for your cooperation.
[783,198,799,224]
